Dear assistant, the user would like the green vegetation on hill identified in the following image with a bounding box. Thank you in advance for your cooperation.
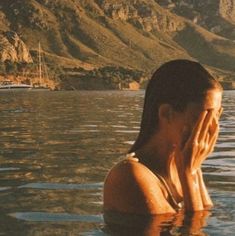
[60,66,145,90]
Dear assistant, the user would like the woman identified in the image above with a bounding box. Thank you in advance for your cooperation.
[103,59,223,215]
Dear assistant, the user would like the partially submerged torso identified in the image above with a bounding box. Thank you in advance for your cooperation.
[103,153,183,215]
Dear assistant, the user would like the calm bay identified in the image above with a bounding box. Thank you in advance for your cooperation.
[0,90,234,235]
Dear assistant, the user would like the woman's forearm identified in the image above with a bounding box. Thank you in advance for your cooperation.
[179,168,213,211]
[197,168,213,208]
[179,170,204,211]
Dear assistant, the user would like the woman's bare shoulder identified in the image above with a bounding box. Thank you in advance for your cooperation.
[103,157,175,215]
[105,157,161,185]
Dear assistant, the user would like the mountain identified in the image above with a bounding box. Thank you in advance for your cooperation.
[156,0,235,40]
[0,0,235,89]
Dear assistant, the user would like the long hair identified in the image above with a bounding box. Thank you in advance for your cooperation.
[129,59,222,153]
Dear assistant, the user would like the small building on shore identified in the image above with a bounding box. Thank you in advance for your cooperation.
[118,81,140,90]
[128,81,140,90]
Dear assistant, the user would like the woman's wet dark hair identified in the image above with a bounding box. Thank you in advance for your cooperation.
[130,59,222,153]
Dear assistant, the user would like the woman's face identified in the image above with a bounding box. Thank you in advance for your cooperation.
[171,89,222,147]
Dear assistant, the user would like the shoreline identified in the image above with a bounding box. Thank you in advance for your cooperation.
[1,75,234,91]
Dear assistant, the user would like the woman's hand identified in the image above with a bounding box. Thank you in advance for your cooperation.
[175,108,223,175]
[171,108,222,211]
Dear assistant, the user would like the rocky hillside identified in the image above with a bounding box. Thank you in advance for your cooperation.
[0,31,32,63]
[157,0,235,40]
[0,0,235,89]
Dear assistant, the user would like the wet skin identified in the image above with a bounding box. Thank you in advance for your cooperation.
[103,89,223,215]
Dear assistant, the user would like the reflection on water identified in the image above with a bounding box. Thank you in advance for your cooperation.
[103,210,213,236]
[0,90,234,235]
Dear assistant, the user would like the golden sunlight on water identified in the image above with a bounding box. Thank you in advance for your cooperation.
[0,90,234,235]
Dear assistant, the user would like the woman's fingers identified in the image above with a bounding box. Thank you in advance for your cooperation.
[193,132,210,168]
[218,107,223,118]
[187,111,208,146]
[207,120,219,153]
[198,114,219,159]
[182,111,208,161]
[198,110,214,142]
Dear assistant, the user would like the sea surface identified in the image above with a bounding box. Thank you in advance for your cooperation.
[0,90,234,235]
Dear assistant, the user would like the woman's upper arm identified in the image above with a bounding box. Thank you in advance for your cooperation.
[103,160,176,215]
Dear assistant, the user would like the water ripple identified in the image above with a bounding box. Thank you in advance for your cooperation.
[18,182,103,190]
[9,212,103,222]
[0,167,20,172]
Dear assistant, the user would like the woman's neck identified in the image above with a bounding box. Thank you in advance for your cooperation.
[135,132,173,177]
[134,132,183,200]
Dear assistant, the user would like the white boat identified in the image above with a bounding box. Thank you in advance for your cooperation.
[0,42,51,91]
[0,80,32,90]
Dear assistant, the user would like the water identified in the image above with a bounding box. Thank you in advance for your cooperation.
[0,90,234,235]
